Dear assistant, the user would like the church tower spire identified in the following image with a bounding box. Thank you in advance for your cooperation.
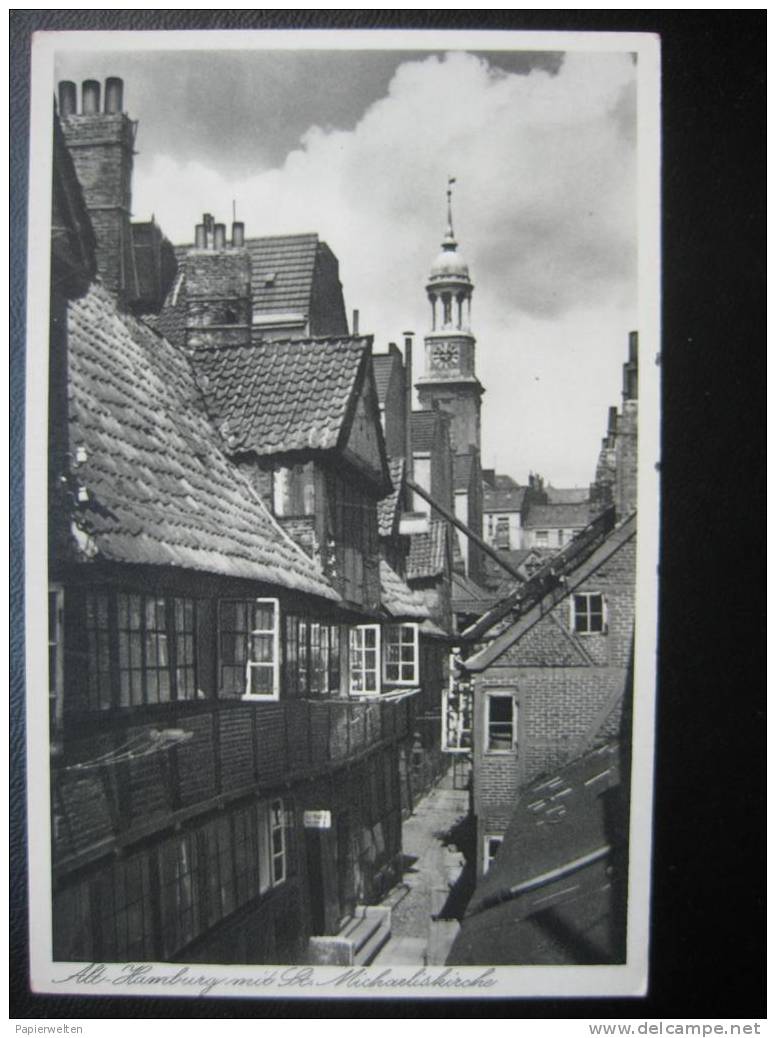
[416,179,483,455]
[415,180,485,583]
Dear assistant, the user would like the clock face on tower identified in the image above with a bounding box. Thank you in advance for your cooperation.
[432,342,458,370]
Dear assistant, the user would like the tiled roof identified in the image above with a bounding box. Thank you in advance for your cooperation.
[379,561,431,620]
[545,486,590,505]
[523,502,592,528]
[407,519,448,580]
[67,283,338,601]
[157,233,323,348]
[378,457,405,537]
[454,452,475,490]
[190,337,369,457]
[410,410,440,452]
[245,233,319,316]
[448,743,626,965]
[451,571,495,613]
[372,352,401,404]
[483,486,527,513]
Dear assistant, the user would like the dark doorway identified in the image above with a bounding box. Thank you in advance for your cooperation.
[305,829,326,936]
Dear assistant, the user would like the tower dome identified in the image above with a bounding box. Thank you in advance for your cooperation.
[427,181,471,286]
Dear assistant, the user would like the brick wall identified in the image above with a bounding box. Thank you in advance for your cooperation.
[184,248,252,351]
[471,530,635,859]
[60,113,134,302]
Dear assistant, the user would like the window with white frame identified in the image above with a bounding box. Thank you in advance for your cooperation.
[495,516,511,549]
[535,530,549,546]
[486,693,517,752]
[483,835,503,874]
[572,592,606,635]
[349,624,381,695]
[219,598,280,700]
[384,623,419,685]
[257,798,288,891]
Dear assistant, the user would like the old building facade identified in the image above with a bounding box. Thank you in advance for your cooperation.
[455,335,638,882]
[48,79,443,969]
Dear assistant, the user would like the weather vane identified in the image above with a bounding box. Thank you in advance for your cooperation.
[446,175,457,238]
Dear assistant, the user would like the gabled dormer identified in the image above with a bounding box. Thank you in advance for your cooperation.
[190,335,392,609]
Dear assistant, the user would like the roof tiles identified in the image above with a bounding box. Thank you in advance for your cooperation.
[67,283,338,601]
[379,561,431,620]
[378,457,405,537]
[191,337,369,457]
[407,519,448,580]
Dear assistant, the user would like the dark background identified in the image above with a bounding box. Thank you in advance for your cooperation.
[10,10,766,1020]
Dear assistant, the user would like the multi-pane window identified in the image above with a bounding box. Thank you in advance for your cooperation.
[201,815,236,928]
[350,625,381,695]
[572,592,606,635]
[219,598,279,700]
[486,694,516,752]
[159,832,201,959]
[384,623,419,685]
[83,591,198,711]
[174,597,197,700]
[85,590,112,710]
[484,835,503,874]
[99,852,155,962]
[535,530,549,546]
[284,618,342,696]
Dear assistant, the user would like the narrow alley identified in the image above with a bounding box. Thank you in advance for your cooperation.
[373,766,471,966]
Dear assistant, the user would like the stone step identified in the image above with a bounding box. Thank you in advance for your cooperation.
[354,916,392,967]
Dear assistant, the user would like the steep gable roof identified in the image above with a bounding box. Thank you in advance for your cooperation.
[407,519,448,580]
[246,233,319,316]
[411,410,441,452]
[66,283,339,601]
[191,337,363,456]
[462,511,635,669]
[379,561,431,620]
[378,456,405,537]
[372,351,402,405]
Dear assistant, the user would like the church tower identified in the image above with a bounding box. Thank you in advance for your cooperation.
[416,182,485,584]
[415,181,484,455]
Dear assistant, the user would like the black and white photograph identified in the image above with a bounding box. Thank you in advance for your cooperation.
[21,26,662,1002]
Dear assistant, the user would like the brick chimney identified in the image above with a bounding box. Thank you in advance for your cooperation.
[615,331,638,517]
[184,214,252,351]
[58,78,136,306]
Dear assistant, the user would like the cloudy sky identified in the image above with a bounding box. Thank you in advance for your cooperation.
[55,45,638,486]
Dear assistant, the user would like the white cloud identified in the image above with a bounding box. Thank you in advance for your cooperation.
[132,50,638,485]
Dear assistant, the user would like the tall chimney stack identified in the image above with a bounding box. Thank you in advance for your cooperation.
[352,309,359,336]
[59,77,135,305]
[184,210,252,351]
[403,331,414,473]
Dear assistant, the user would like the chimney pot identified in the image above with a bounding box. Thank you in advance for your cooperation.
[231,221,245,247]
[104,77,124,114]
[213,223,226,251]
[82,79,101,115]
[58,81,77,117]
[195,224,206,249]
[352,309,359,336]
